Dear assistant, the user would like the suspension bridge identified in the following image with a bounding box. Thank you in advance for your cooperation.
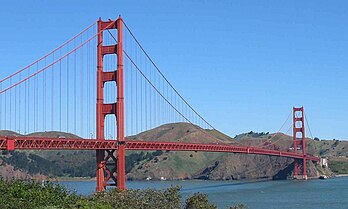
[0,17,320,192]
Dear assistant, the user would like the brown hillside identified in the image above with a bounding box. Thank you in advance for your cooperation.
[128,122,234,144]
[127,124,320,180]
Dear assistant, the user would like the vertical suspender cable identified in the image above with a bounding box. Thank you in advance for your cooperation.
[0,83,2,130]
[129,32,132,136]
[135,46,138,133]
[86,31,89,137]
[59,52,62,131]
[4,82,7,130]
[52,54,55,131]
[74,42,77,134]
[14,79,17,132]
[144,54,147,131]
[67,45,69,132]
[80,35,84,137]
[35,63,38,132]
[9,79,12,131]
[43,58,46,131]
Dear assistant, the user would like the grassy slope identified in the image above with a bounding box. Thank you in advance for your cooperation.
[127,123,227,179]
[329,157,348,174]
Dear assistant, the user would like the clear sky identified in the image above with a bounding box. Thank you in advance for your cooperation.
[0,1,347,140]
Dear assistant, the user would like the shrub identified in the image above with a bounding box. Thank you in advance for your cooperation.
[185,193,217,209]
[0,179,78,209]
[93,186,181,209]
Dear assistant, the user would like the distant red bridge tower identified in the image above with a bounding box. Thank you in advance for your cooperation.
[293,107,307,180]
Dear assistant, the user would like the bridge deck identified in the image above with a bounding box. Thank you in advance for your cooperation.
[0,136,320,161]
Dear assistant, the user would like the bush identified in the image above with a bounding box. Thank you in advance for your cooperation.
[0,179,78,208]
[185,193,217,209]
[93,186,181,209]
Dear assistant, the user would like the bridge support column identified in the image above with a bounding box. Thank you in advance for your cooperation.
[293,107,308,180]
[96,16,126,192]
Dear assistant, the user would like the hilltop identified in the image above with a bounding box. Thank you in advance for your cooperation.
[0,123,347,181]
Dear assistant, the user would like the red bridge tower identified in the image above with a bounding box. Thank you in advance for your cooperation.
[293,107,308,180]
[96,17,126,191]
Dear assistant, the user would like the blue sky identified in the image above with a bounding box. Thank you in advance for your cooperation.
[0,1,347,140]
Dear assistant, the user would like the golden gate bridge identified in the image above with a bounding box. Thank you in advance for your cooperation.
[0,16,320,192]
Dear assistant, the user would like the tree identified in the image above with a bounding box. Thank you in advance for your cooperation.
[185,193,217,209]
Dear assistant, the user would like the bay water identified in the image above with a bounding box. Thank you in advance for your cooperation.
[59,177,348,209]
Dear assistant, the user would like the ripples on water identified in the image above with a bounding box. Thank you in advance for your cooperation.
[59,177,348,209]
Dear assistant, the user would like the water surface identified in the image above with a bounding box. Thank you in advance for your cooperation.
[59,177,348,209]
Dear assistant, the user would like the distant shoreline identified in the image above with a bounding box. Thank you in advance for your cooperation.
[55,175,348,182]
[55,177,95,182]
[56,178,273,182]
[335,174,348,177]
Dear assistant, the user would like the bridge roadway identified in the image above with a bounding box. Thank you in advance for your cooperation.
[0,136,320,161]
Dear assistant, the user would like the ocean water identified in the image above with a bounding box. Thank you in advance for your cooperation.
[59,177,348,209]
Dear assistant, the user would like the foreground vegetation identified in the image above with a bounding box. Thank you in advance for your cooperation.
[0,179,246,209]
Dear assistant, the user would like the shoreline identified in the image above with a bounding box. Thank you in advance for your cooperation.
[55,177,95,182]
[335,174,348,177]
[48,174,348,183]
[55,176,327,182]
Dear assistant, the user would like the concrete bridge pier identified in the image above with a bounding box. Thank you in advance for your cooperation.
[293,175,308,180]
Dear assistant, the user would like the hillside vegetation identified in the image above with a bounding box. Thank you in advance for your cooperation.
[0,123,347,181]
